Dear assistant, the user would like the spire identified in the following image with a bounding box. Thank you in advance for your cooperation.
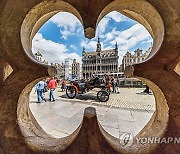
[98,37,100,43]
[82,47,85,54]
[96,36,101,52]
[35,49,42,57]
[73,58,76,63]
[115,42,118,51]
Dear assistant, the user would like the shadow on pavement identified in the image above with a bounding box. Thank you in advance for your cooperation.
[136,92,153,95]
[60,93,98,101]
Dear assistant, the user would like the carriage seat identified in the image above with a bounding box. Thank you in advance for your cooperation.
[78,83,86,91]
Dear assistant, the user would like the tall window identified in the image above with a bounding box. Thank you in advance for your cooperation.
[98,66,100,70]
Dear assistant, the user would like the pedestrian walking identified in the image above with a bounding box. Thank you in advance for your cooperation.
[35,80,47,103]
[111,77,116,93]
[105,74,111,93]
[61,78,66,92]
[48,77,57,102]
[116,78,120,93]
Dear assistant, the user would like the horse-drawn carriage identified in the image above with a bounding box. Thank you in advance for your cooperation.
[66,76,110,102]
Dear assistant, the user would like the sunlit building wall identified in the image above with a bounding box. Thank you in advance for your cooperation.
[65,58,73,80]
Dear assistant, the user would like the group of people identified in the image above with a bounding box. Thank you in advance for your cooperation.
[35,77,58,103]
[103,75,120,93]
[35,75,121,103]
[85,74,121,94]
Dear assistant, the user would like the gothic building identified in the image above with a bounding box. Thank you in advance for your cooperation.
[34,50,48,64]
[34,50,42,61]
[82,38,119,79]
[72,59,80,79]
[121,47,152,71]
[51,63,65,79]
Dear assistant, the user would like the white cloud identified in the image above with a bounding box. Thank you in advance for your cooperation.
[80,24,152,55]
[100,24,152,65]
[106,11,128,22]
[80,40,97,51]
[68,53,82,65]
[60,29,72,39]
[70,44,77,51]
[104,24,152,51]
[80,39,107,52]
[49,12,81,30]
[96,11,129,35]
[104,28,120,41]
[47,11,132,40]
[32,33,81,64]
[96,17,110,35]
[49,12,83,39]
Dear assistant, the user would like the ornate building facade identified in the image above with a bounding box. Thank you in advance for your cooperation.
[58,63,65,78]
[51,63,65,79]
[34,50,48,64]
[82,38,119,79]
[72,59,80,79]
[121,47,152,71]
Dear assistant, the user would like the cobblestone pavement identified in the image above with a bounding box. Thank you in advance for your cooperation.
[30,87,155,139]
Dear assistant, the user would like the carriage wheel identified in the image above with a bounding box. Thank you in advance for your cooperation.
[66,86,76,99]
[97,90,109,102]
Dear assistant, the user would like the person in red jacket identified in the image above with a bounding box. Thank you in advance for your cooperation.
[48,77,57,101]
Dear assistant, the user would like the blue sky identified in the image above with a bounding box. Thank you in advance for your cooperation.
[32,11,152,65]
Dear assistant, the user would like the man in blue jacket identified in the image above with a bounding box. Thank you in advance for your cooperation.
[35,80,47,103]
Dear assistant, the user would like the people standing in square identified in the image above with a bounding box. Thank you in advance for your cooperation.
[61,78,66,92]
[48,77,57,101]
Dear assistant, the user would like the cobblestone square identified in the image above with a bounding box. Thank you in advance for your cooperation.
[30,87,156,138]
